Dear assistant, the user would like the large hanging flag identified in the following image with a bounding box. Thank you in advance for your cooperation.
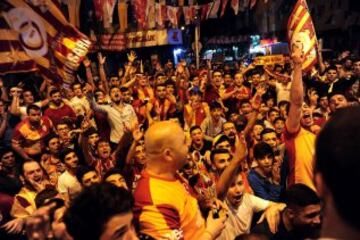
[103,0,117,29]
[183,6,195,25]
[133,0,147,29]
[231,0,239,15]
[201,3,211,20]
[208,0,221,19]
[93,0,103,20]
[287,0,318,72]
[146,0,156,29]
[250,0,257,9]
[118,0,128,32]
[220,0,229,17]
[0,0,91,84]
[155,2,167,28]
[167,6,179,28]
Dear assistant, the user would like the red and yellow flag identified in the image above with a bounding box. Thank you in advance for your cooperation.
[287,0,318,72]
[0,0,91,84]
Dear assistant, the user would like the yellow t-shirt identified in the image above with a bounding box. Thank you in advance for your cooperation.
[284,127,316,191]
[133,171,205,239]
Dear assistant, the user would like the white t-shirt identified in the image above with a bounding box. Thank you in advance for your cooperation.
[218,193,270,240]
[57,170,82,199]
[69,96,91,116]
[275,82,292,103]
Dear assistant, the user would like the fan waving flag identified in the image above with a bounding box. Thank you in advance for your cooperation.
[0,0,91,84]
[287,0,318,72]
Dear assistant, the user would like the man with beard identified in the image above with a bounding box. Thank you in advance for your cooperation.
[44,89,76,127]
[88,86,138,147]
[40,134,65,186]
[146,83,177,123]
[222,122,238,149]
[57,148,82,202]
[12,104,53,161]
[252,184,321,240]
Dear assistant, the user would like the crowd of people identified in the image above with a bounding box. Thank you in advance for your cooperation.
[0,44,360,240]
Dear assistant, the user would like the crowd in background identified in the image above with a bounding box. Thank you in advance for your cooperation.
[0,44,360,240]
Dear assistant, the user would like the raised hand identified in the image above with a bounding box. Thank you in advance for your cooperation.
[97,52,106,65]
[132,125,144,142]
[127,51,137,63]
[291,44,305,65]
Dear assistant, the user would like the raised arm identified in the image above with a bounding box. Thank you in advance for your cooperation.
[286,48,304,134]
[83,57,96,90]
[0,79,9,102]
[216,135,247,200]
[98,52,109,94]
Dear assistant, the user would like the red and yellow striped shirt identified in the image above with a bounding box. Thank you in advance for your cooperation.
[284,127,316,191]
[133,171,205,239]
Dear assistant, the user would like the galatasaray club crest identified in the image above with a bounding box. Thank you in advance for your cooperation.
[4,7,48,58]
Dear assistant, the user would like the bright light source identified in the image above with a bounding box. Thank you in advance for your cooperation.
[181,26,185,31]
[173,48,182,56]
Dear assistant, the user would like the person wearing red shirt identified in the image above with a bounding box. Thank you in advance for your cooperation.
[12,105,53,161]
[44,89,76,127]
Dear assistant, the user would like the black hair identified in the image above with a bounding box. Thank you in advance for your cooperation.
[260,128,276,139]
[253,142,274,160]
[278,100,290,108]
[49,89,60,97]
[209,101,222,111]
[84,127,98,138]
[26,104,41,115]
[284,183,320,209]
[189,125,202,134]
[267,108,279,117]
[213,134,231,149]
[71,82,83,89]
[274,116,285,124]
[0,147,14,160]
[103,168,124,181]
[119,86,129,93]
[76,165,97,184]
[189,89,202,96]
[325,65,338,73]
[44,133,59,147]
[20,160,40,176]
[109,86,120,93]
[64,183,134,240]
[95,138,110,150]
[59,148,76,163]
[315,106,360,229]
[239,99,251,107]
[35,187,59,208]
[327,90,346,100]
[210,148,230,163]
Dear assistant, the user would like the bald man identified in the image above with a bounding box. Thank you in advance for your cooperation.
[133,121,225,239]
